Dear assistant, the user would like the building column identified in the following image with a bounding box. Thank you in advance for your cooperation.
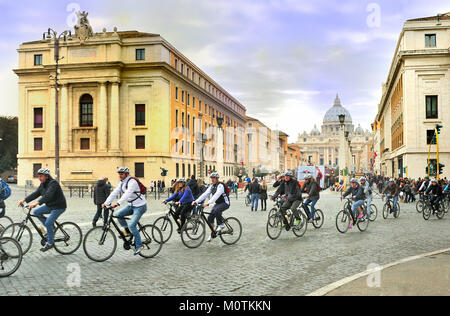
[98,82,108,152]
[49,86,56,154]
[60,84,69,152]
[110,82,120,151]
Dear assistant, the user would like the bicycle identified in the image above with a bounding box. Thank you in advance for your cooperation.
[422,195,445,220]
[180,205,242,249]
[0,215,13,235]
[0,237,23,278]
[299,201,324,229]
[153,202,194,244]
[382,195,401,219]
[336,198,370,233]
[266,204,308,240]
[244,194,251,207]
[1,204,82,255]
[268,196,283,218]
[83,206,163,262]
[416,193,425,213]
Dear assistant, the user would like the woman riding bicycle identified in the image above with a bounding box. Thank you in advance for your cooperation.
[163,178,195,232]
[192,172,230,242]
[17,168,67,252]
[341,178,365,229]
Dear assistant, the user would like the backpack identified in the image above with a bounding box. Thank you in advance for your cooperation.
[220,182,231,196]
[0,180,11,201]
[123,177,147,203]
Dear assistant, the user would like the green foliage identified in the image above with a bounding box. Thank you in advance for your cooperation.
[0,116,18,174]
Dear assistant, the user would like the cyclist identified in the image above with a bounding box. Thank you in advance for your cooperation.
[163,178,195,232]
[192,172,230,242]
[273,173,286,188]
[425,179,443,214]
[17,168,67,252]
[418,176,431,196]
[277,171,303,231]
[102,167,147,256]
[360,177,373,220]
[341,178,365,229]
[301,174,320,223]
[381,178,400,217]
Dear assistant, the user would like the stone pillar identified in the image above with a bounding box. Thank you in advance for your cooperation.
[110,82,120,151]
[60,85,69,152]
[98,82,108,151]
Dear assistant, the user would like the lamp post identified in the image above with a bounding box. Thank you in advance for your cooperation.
[338,114,346,183]
[216,116,224,177]
[44,28,72,183]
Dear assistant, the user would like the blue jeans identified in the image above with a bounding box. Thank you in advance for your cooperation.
[303,199,318,219]
[366,196,372,217]
[351,200,365,218]
[251,193,259,210]
[33,205,66,244]
[386,195,398,213]
[115,204,147,249]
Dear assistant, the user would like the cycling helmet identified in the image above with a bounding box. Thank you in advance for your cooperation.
[37,168,51,176]
[305,174,313,180]
[177,178,187,183]
[210,172,220,178]
[389,178,395,182]
[431,179,438,183]
[350,178,358,183]
[285,171,294,177]
[360,177,366,182]
[117,167,130,174]
[280,172,286,177]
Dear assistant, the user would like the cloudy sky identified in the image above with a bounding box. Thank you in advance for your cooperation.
[0,0,449,139]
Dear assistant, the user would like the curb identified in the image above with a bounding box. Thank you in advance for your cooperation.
[307,247,450,296]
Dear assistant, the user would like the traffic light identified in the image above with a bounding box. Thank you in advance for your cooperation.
[160,168,168,177]
[436,124,443,135]
[439,164,445,175]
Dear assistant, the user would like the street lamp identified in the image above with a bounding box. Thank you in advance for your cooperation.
[338,114,346,126]
[44,28,72,183]
[216,116,224,128]
[338,114,346,183]
[216,115,224,176]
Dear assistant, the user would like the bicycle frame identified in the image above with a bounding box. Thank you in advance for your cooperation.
[101,207,146,246]
[193,205,232,236]
[19,205,67,243]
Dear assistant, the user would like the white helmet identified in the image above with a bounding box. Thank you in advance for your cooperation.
[117,167,130,174]
[350,178,358,183]
[305,174,313,180]
[285,171,294,177]
[389,178,395,182]
[210,172,220,178]
[177,178,187,183]
[360,177,366,182]
[37,168,51,176]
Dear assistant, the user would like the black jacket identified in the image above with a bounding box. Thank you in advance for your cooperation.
[25,178,67,210]
[248,182,261,194]
[426,184,443,197]
[94,179,110,205]
[284,179,302,202]
[187,179,200,198]
[302,180,320,201]
[343,185,365,201]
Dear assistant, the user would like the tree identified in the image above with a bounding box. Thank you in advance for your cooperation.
[0,116,18,174]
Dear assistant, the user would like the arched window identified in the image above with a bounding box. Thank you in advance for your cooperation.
[80,94,93,127]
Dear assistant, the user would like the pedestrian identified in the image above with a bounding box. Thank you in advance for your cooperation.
[187,175,200,199]
[259,180,268,211]
[249,178,261,212]
[93,177,111,227]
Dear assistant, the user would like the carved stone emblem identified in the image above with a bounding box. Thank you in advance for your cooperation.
[74,11,94,43]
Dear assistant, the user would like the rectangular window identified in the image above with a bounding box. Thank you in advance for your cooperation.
[181,64,184,74]
[135,104,145,126]
[182,140,185,154]
[199,100,202,112]
[425,34,436,47]
[135,163,144,178]
[33,164,42,178]
[34,54,43,66]
[80,103,93,127]
[175,59,178,70]
[175,139,179,153]
[175,110,179,128]
[427,130,437,145]
[426,95,438,119]
[175,87,179,100]
[192,117,195,135]
[136,49,145,60]
[187,93,190,106]
[136,136,145,149]
[182,112,185,127]
[188,164,191,177]
[187,68,190,78]
[34,107,43,128]
[80,138,90,150]
[187,114,190,129]
[193,142,195,155]
[192,96,195,109]
[176,163,180,178]
[192,71,195,81]
[34,138,43,151]
[182,90,185,103]
[182,163,186,177]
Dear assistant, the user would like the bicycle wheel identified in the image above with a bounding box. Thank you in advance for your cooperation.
[382,204,390,219]
[436,207,445,219]
[1,223,33,255]
[292,212,308,238]
[138,224,163,258]
[312,209,324,229]
[153,216,173,244]
[416,200,424,213]
[266,214,282,240]
[219,217,242,245]
[0,237,23,278]
[181,218,206,249]
[83,227,117,262]
[423,205,431,221]
[54,222,82,255]
[369,205,378,222]
[357,214,370,232]
[268,207,278,218]
[336,210,350,234]
[0,216,13,235]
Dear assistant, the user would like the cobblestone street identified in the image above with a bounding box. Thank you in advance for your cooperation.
[0,186,449,296]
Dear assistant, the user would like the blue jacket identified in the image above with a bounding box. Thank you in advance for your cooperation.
[166,186,195,204]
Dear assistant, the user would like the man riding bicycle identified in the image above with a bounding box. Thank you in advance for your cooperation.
[17,168,67,252]
[192,172,230,242]
[301,174,320,223]
[381,178,400,216]
[341,178,365,229]
[425,179,443,213]
[360,177,373,220]
[102,167,147,256]
[273,171,302,231]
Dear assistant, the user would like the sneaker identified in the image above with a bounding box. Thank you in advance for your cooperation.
[348,223,354,229]
[40,243,54,252]
[295,219,301,226]
[207,235,213,242]
[134,246,144,256]
[92,221,97,228]
[216,224,225,233]
[357,213,364,220]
